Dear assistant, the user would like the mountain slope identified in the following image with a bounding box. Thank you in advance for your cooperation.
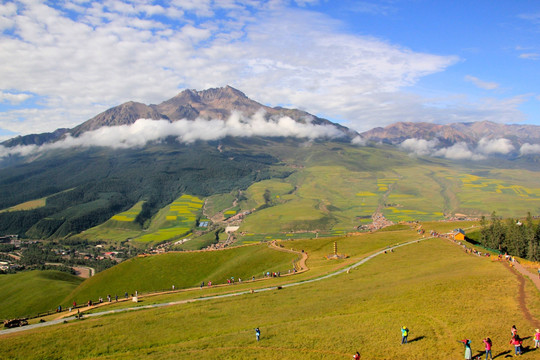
[361,121,540,146]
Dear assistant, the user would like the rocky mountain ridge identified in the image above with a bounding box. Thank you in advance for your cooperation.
[360,121,540,147]
[2,86,540,149]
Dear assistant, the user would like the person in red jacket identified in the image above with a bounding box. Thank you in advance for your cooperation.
[510,335,522,356]
[353,351,361,359]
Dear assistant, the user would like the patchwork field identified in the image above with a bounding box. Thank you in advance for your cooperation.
[135,195,203,244]
[78,195,204,245]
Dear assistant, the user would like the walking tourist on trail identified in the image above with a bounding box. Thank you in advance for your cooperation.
[535,328,540,348]
[401,326,409,344]
[459,339,472,360]
[482,337,493,360]
[255,327,260,342]
[352,351,361,359]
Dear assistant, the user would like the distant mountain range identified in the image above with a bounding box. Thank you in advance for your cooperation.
[2,86,539,157]
[361,121,540,147]
[1,86,539,241]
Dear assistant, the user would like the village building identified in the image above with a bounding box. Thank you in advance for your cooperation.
[453,228,465,241]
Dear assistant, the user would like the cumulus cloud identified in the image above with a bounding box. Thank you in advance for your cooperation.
[0,91,32,104]
[400,137,515,160]
[351,136,367,146]
[0,112,344,158]
[433,142,485,160]
[476,137,514,155]
[399,138,439,156]
[464,75,499,90]
[520,143,540,155]
[0,1,531,138]
[0,1,460,136]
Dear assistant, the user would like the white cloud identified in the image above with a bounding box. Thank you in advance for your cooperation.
[0,1,461,136]
[519,53,540,60]
[0,91,32,104]
[433,142,485,161]
[520,143,540,155]
[351,135,367,146]
[0,112,344,158]
[399,138,438,156]
[464,75,499,90]
[476,137,514,155]
[400,137,515,160]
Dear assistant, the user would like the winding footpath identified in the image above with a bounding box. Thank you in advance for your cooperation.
[0,237,431,336]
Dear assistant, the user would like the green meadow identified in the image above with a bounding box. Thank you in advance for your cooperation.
[1,227,537,359]
[0,270,83,320]
[62,244,298,306]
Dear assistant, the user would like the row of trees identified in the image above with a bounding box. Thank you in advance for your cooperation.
[479,213,539,261]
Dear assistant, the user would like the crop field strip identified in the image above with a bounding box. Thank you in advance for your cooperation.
[136,195,203,243]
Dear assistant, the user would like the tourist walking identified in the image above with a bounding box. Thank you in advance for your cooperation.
[459,339,472,360]
[255,327,260,341]
[353,351,361,359]
[482,338,493,360]
[401,326,409,344]
[534,328,540,348]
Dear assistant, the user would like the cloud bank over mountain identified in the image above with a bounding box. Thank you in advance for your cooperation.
[0,112,344,158]
[400,137,517,160]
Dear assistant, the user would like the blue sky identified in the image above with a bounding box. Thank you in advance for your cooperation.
[0,0,539,140]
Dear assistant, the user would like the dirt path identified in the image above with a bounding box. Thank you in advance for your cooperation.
[503,262,540,329]
[268,241,308,273]
[445,235,539,329]
[512,261,540,292]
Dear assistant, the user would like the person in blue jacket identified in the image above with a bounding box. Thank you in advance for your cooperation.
[255,327,261,341]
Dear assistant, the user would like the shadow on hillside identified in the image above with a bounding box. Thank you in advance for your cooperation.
[407,336,424,343]
[494,349,511,358]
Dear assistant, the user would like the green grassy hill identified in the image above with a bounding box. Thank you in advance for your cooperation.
[1,225,538,359]
[63,244,298,306]
[0,270,83,320]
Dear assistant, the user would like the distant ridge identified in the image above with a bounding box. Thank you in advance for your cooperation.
[360,121,540,147]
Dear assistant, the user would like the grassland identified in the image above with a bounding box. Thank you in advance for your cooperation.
[0,198,47,212]
[237,156,540,236]
[62,244,298,306]
[1,227,537,359]
[0,270,83,320]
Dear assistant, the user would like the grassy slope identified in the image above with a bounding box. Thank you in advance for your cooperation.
[12,142,536,246]
[0,270,83,320]
[62,244,298,305]
[1,229,537,359]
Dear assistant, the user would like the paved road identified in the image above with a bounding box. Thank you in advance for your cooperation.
[0,237,431,336]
